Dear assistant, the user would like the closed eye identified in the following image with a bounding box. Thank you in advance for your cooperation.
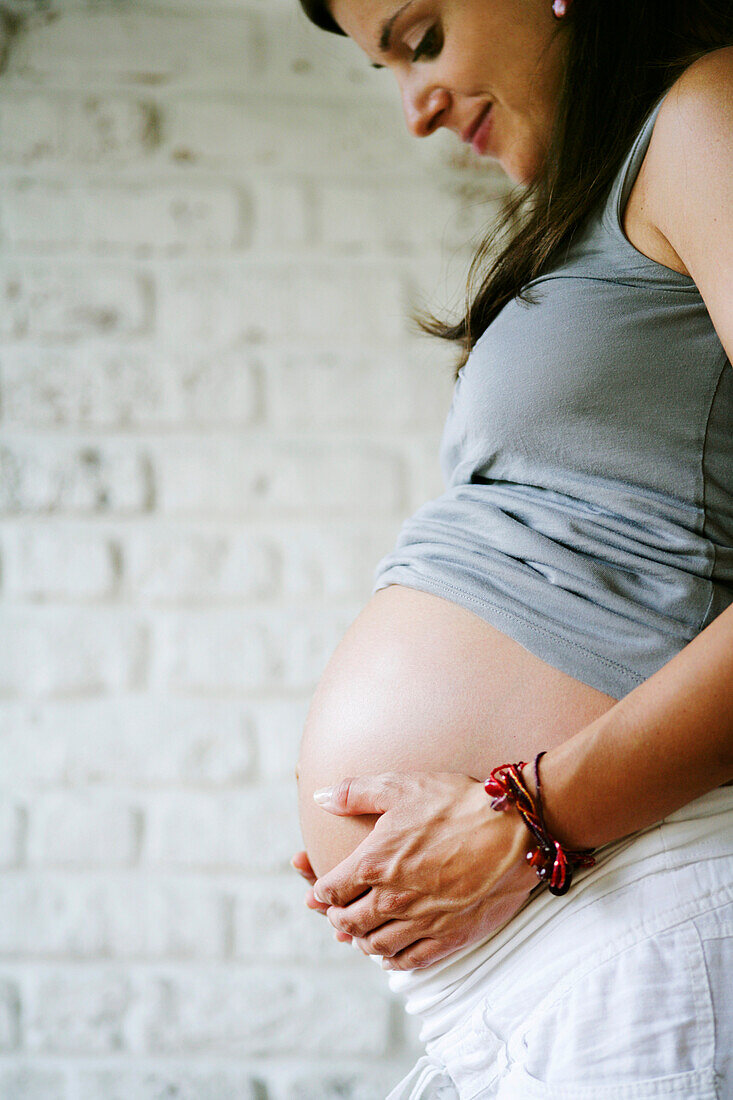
[369,24,442,69]
[411,24,442,62]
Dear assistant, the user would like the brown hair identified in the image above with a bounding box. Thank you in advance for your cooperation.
[299,1,733,380]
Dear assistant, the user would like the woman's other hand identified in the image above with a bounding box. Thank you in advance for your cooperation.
[290,848,353,943]
[309,772,538,970]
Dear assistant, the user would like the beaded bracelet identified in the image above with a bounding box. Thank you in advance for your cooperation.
[484,751,596,896]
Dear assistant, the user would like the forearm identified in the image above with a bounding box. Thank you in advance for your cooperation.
[537,601,733,851]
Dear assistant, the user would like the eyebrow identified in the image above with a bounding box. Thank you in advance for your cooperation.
[378,1,414,54]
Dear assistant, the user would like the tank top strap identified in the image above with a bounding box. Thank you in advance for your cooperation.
[596,87,699,290]
[606,91,668,224]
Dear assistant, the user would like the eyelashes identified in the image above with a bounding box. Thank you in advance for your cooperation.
[411,24,442,62]
[369,23,443,70]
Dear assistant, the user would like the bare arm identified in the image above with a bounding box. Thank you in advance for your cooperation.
[296,53,733,968]
[538,48,733,850]
[536,599,733,851]
[303,601,733,971]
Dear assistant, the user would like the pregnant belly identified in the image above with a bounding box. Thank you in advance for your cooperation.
[297,583,618,880]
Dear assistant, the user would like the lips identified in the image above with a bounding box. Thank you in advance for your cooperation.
[462,103,492,147]
[470,104,494,155]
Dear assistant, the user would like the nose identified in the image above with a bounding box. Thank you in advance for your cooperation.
[399,78,451,138]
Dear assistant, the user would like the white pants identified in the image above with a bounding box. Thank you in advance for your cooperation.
[384,785,733,1099]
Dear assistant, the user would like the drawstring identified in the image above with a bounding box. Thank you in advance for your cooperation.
[385,1053,460,1099]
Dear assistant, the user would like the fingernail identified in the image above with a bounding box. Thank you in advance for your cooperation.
[313,886,324,903]
[313,787,333,805]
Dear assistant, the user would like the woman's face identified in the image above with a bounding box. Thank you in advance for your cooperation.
[328,0,569,184]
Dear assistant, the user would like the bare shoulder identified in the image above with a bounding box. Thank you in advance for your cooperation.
[661,43,733,111]
[620,48,730,275]
[641,45,733,274]
[652,44,733,172]
[643,44,733,356]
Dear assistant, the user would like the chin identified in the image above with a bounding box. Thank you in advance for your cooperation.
[505,157,541,187]
[498,135,545,187]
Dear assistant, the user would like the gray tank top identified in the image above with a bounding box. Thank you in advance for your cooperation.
[372,87,732,700]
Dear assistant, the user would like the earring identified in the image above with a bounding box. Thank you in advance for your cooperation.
[552,0,570,17]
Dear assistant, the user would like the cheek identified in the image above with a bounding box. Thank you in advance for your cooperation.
[482,107,539,185]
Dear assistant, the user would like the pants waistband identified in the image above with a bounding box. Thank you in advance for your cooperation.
[382,783,733,1044]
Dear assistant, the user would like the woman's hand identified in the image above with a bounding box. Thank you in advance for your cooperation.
[290,849,353,943]
[308,771,538,970]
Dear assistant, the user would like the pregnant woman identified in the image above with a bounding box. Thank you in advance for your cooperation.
[292,1,733,1095]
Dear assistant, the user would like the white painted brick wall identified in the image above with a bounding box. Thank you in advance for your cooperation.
[0,1,508,1095]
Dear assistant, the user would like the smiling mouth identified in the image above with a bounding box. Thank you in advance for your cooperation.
[463,103,493,145]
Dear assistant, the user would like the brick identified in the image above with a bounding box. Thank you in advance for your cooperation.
[131,965,391,1056]
[0,181,80,248]
[266,1064,420,1100]
[69,94,161,163]
[439,173,512,236]
[158,0,300,7]
[0,1,503,1084]
[1,526,119,600]
[154,264,408,346]
[0,347,162,428]
[0,980,21,1052]
[0,94,64,164]
[249,177,312,250]
[0,802,25,868]
[27,794,142,867]
[0,266,151,341]
[232,875,344,962]
[248,697,311,780]
[266,346,454,431]
[7,7,377,99]
[75,1067,260,1100]
[0,873,225,959]
[0,698,254,786]
[23,968,134,1054]
[161,346,263,426]
[144,785,300,871]
[0,441,153,515]
[163,97,420,173]
[0,346,262,428]
[6,12,263,89]
[0,1067,68,1100]
[153,613,281,694]
[153,438,407,518]
[317,180,461,255]
[406,437,451,511]
[253,8,401,102]
[276,521,400,602]
[0,609,147,697]
[405,251,474,330]
[0,180,243,254]
[123,527,276,602]
[153,607,355,693]
[0,92,159,165]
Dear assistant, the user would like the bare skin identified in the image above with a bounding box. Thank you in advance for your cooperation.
[295,585,617,965]
[292,9,733,969]
[292,4,603,959]
[330,0,569,184]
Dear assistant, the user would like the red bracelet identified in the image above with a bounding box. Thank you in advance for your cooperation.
[484,751,596,896]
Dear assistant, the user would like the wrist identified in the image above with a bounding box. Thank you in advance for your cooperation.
[472,779,543,890]
[468,783,537,893]
[485,756,597,895]
[503,804,545,891]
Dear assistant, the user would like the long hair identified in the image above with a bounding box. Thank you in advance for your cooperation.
[299,1,733,380]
